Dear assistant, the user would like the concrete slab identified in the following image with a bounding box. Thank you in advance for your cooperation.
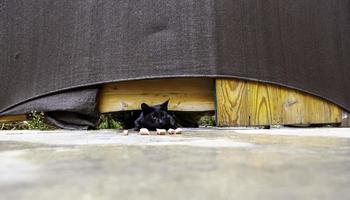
[0,128,349,200]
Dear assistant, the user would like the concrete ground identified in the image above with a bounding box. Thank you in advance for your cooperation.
[0,128,350,200]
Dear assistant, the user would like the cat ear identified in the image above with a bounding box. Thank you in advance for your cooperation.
[160,100,169,111]
[141,103,153,113]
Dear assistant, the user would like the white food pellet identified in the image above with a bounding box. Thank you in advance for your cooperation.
[156,129,166,135]
[123,130,129,135]
[140,128,150,135]
[168,128,176,135]
[175,128,183,134]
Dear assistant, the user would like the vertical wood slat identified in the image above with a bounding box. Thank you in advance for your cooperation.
[341,112,350,127]
[216,79,342,126]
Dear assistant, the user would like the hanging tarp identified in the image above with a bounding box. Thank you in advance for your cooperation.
[1,0,349,122]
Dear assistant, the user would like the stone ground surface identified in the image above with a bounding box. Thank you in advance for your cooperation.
[0,128,350,200]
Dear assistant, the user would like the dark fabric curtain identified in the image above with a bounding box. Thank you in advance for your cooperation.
[1,0,349,128]
[1,87,99,129]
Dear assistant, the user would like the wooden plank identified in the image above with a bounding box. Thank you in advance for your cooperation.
[215,79,249,126]
[248,81,283,125]
[99,78,215,113]
[341,111,350,127]
[280,88,342,125]
[216,79,343,126]
[0,115,27,123]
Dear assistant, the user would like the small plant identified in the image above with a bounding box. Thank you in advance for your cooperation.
[27,111,53,130]
[198,115,216,127]
[98,114,123,129]
[0,121,29,130]
[0,111,54,130]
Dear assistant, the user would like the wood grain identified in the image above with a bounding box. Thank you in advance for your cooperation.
[216,79,342,126]
[215,79,249,126]
[0,115,27,123]
[99,78,215,112]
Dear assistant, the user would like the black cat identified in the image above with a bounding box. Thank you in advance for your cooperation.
[134,100,177,131]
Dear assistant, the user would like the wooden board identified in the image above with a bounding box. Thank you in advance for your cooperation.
[99,78,215,113]
[0,115,27,123]
[342,112,350,127]
[216,79,343,126]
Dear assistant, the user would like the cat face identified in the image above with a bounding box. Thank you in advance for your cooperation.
[138,100,176,130]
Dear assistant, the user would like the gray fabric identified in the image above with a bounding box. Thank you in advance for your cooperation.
[1,0,349,117]
[45,112,98,130]
[1,87,99,129]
